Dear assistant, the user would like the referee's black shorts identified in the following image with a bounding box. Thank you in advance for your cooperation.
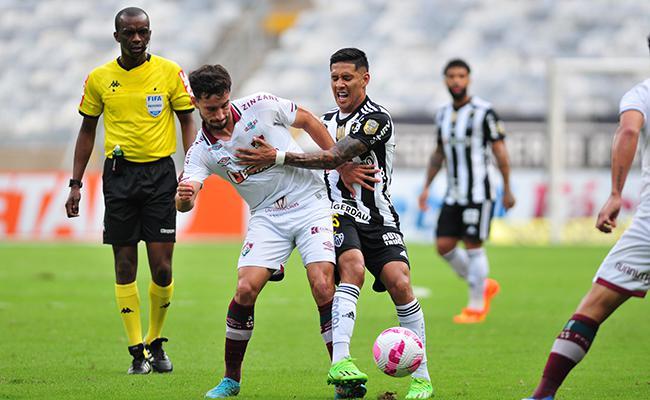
[102,156,178,246]
[333,213,410,293]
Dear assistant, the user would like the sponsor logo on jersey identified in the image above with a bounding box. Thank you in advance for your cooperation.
[210,142,223,151]
[121,307,134,314]
[334,233,344,247]
[217,156,230,166]
[244,119,258,132]
[615,262,650,284]
[331,203,371,222]
[323,241,334,251]
[382,231,404,246]
[160,228,175,234]
[310,226,333,234]
[109,80,121,89]
[241,93,279,111]
[363,119,379,135]
[146,94,164,117]
[342,311,355,320]
[241,241,254,257]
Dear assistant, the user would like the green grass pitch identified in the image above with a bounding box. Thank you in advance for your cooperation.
[1,243,648,399]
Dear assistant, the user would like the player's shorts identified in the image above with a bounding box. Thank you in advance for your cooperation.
[237,191,335,271]
[333,213,409,292]
[594,215,650,298]
[102,156,177,245]
[436,200,494,241]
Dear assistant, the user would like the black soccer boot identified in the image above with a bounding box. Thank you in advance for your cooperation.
[145,337,173,373]
[127,343,152,375]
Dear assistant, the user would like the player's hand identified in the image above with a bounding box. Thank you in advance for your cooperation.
[418,189,429,211]
[236,136,276,166]
[596,194,622,233]
[177,180,196,201]
[502,188,516,210]
[65,188,81,218]
[337,162,380,197]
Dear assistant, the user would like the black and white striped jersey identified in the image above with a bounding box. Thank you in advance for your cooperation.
[322,96,400,228]
[435,96,505,205]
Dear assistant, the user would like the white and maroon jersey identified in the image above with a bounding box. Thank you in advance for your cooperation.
[183,92,323,212]
[435,96,505,206]
[321,96,400,228]
[620,79,650,217]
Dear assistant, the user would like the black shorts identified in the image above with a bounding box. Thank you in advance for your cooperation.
[102,156,178,245]
[332,213,409,292]
[436,201,494,241]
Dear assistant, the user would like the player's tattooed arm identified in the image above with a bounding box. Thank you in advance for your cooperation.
[236,135,368,170]
[285,135,368,169]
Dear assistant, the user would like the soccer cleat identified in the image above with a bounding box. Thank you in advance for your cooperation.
[205,377,241,398]
[145,337,173,373]
[482,278,501,313]
[334,383,367,399]
[269,265,285,282]
[522,397,554,400]
[453,307,485,324]
[327,357,368,385]
[127,343,152,375]
[405,377,434,399]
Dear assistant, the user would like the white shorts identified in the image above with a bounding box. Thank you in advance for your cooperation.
[237,192,335,271]
[594,215,650,298]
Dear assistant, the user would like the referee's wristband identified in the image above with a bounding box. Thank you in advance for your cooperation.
[275,150,286,165]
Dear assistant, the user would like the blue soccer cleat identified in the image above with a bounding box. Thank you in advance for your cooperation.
[205,377,241,398]
[334,382,367,399]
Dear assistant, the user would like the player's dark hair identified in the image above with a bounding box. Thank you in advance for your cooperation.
[443,58,471,75]
[189,64,232,99]
[330,48,369,71]
[114,7,149,31]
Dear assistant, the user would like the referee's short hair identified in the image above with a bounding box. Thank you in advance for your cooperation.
[189,64,232,99]
[330,48,369,71]
[443,59,471,75]
[115,7,149,31]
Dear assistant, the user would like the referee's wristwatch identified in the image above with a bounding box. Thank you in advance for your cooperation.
[69,179,83,189]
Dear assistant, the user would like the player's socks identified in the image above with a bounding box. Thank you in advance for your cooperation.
[144,279,174,345]
[332,283,360,363]
[442,246,469,279]
[224,299,254,382]
[115,281,143,346]
[532,313,600,398]
[466,248,489,310]
[396,298,430,381]
[318,300,333,359]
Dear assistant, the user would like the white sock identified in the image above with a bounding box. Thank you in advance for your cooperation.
[396,298,430,381]
[442,247,469,280]
[467,247,489,310]
[332,283,360,363]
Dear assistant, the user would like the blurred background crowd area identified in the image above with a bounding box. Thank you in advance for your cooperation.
[2,0,649,171]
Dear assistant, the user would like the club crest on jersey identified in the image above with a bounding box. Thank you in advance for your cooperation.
[363,119,379,135]
[334,233,344,247]
[146,94,164,117]
[244,119,258,132]
[351,121,362,134]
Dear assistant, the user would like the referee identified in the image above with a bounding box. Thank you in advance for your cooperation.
[65,7,195,374]
[418,58,515,324]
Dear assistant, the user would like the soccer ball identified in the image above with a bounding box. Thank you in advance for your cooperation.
[372,327,424,377]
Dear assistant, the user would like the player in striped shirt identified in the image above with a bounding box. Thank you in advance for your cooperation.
[418,59,515,324]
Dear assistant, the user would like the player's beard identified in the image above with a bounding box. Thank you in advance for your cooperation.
[200,111,228,131]
[448,86,467,101]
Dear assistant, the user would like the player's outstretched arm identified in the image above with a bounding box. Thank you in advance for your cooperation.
[492,140,515,210]
[176,180,201,213]
[292,106,335,150]
[65,116,98,218]
[596,109,643,233]
[418,145,444,211]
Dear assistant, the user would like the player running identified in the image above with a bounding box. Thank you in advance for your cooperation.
[237,48,433,399]
[524,37,650,399]
[177,64,368,398]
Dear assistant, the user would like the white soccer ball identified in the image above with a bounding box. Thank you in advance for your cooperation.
[372,327,424,377]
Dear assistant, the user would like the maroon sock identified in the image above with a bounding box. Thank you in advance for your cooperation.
[533,313,599,398]
[318,300,333,360]
[224,299,254,382]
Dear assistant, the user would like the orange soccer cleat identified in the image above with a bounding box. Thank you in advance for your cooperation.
[453,278,501,324]
[482,278,501,313]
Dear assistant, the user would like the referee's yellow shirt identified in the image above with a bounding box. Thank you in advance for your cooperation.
[79,54,194,162]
